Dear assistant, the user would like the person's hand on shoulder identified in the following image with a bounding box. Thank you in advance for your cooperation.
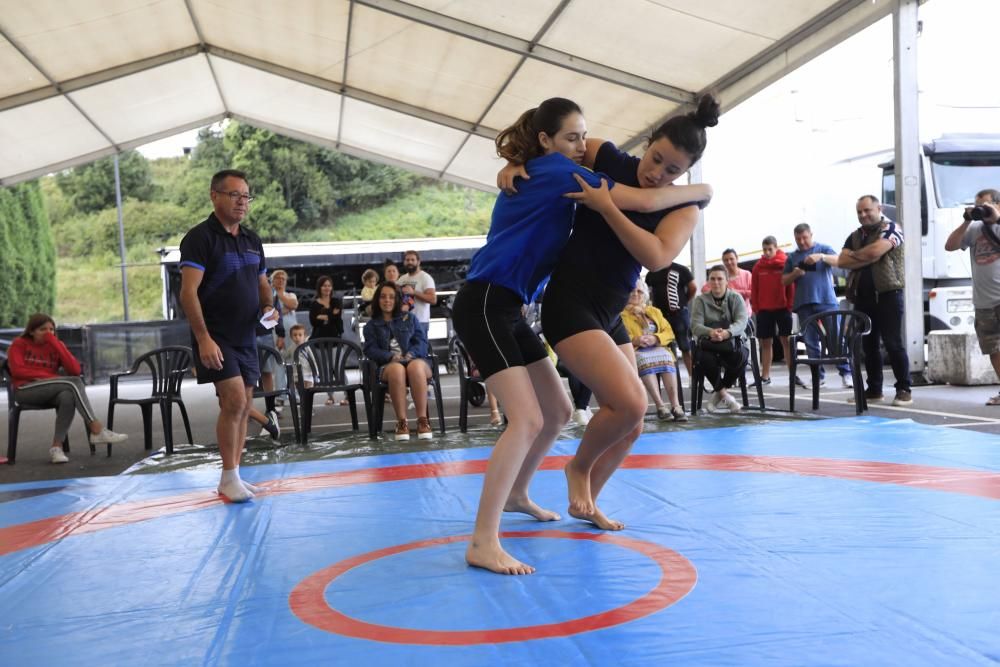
[564,174,616,214]
[497,162,529,195]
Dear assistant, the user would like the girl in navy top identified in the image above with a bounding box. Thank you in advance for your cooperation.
[501,94,720,531]
[363,282,433,442]
[452,98,712,575]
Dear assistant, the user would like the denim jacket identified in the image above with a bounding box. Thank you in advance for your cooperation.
[362,314,429,365]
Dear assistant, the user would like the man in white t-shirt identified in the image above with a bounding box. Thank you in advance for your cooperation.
[397,250,436,337]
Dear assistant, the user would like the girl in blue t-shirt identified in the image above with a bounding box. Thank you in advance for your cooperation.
[452,98,711,576]
[499,95,720,532]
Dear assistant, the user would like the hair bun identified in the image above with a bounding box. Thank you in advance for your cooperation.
[690,94,720,129]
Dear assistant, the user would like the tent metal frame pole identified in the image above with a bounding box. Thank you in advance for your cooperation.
[113,153,130,322]
[893,0,924,375]
[688,162,707,287]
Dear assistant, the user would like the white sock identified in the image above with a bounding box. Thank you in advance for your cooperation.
[237,467,261,494]
[218,468,253,502]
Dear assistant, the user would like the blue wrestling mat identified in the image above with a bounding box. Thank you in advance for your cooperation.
[1,417,998,665]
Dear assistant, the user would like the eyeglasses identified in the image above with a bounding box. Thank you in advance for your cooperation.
[213,190,255,204]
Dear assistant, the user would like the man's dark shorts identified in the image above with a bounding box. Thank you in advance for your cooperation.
[756,309,793,339]
[664,308,691,352]
[192,337,260,386]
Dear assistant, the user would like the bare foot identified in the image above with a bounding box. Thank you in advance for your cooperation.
[466,541,535,575]
[564,461,594,516]
[504,496,561,521]
[569,505,625,531]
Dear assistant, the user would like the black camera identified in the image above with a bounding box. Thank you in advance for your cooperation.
[968,205,995,221]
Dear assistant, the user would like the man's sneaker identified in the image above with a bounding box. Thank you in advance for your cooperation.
[671,406,689,422]
[749,376,771,388]
[572,408,593,426]
[90,428,128,445]
[722,392,742,412]
[394,419,410,441]
[847,389,884,404]
[260,410,280,440]
[892,390,913,406]
[656,405,672,421]
[841,373,854,389]
[704,392,721,413]
[49,446,68,464]
[416,416,433,440]
[793,375,809,389]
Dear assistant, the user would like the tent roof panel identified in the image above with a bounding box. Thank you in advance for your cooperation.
[192,0,349,81]
[402,0,565,41]
[445,134,504,189]
[644,0,840,40]
[0,36,47,98]
[0,0,198,82]
[0,0,890,189]
[541,0,776,92]
[340,97,467,172]
[70,55,223,145]
[212,56,342,142]
[0,96,109,182]
[481,59,678,146]
[346,5,521,123]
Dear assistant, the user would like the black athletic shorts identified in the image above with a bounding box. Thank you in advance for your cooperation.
[541,273,630,348]
[451,281,548,380]
[664,308,691,352]
[755,309,793,339]
[192,336,260,386]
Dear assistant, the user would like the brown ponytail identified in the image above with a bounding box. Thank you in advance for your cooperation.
[495,97,583,164]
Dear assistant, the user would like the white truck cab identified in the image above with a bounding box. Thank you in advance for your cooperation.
[879,134,1000,332]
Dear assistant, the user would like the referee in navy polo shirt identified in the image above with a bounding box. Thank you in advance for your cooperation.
[179,169,277,502]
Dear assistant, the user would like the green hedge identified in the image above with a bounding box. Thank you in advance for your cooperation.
[0,182,55,328]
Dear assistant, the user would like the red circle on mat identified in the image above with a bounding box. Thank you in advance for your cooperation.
[289,529,697,645]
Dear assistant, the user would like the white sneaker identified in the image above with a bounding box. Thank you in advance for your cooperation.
[90,428,128,445]
[705,392,721,413]
[723,393,742,412]
[259,410,280,440]
[841,374,854,389]
[572,408,593,426]
[49,446,68,464]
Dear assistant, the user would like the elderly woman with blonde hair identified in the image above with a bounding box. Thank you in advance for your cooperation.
[621,282,687,421]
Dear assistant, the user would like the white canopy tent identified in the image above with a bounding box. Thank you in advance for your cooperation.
[1,0,931,374]
[1,0,898,189]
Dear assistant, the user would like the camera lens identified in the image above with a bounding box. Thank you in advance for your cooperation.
[971,205,986,220]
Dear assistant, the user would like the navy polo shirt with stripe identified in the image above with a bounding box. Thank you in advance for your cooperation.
[179,212,267,347]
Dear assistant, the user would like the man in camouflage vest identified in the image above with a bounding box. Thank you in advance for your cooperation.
[837,194,912,406]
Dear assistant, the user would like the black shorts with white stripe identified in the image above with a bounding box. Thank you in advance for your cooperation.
[451,281,548,381]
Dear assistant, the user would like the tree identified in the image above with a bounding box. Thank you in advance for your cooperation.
[0,182,55,327]
[55,150,156,214]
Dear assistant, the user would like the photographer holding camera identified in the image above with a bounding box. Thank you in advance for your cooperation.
[945,188,1000,405]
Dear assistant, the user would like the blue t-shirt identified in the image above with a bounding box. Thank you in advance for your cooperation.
[783,243,839,309]
[551,141,693,293]
[465,152,612,303]
[179,213,267,347]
